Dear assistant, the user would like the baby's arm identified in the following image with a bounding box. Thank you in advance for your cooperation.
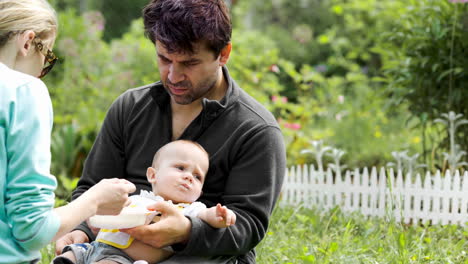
[197,204,236,228]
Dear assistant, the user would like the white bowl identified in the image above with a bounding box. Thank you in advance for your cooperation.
[89,208,156,229]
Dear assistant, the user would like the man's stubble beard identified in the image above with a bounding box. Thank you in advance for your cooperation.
[164,75,218,105]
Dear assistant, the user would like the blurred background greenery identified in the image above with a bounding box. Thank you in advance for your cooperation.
[44,0,467,200]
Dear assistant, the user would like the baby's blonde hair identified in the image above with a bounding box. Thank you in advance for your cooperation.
[0,0,57,47]
[152,140,209,168]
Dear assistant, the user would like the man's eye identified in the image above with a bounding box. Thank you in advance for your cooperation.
[159,57,171,64]
[184,61,198,67]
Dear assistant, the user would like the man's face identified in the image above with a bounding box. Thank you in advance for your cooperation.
[156,41,222,105]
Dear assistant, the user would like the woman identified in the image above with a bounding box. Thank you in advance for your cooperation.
[0,0,136,263]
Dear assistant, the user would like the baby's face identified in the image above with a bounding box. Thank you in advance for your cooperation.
[151,142,208,203]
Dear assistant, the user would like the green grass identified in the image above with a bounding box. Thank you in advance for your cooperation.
[257,205,468,264]
[40,206,468,264]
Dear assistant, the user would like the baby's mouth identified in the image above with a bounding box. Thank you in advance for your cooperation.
[180,183,190,191]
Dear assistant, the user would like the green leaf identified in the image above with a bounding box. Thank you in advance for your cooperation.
[436,69,453,83]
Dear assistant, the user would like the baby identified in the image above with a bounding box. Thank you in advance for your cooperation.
[54,140,236,264]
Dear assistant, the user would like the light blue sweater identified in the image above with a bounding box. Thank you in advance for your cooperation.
[0,63,60,263]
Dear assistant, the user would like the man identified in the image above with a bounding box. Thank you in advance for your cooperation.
[56,0,286,263]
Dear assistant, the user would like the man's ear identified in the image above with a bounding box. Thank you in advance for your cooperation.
[146,167,157,183]
[17,30,35,57]
[219,43,232,66]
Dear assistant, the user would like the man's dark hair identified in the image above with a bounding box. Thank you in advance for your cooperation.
[143,0,231,57]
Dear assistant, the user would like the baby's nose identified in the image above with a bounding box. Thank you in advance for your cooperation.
[184,173,193,182]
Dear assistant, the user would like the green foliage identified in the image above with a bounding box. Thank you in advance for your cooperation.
[40,243,55,264]
[91,0,149,41]
[51,123,82,199]
[377,0,468,166]
[229,0,425,168]
[277,58,420,168]
[322,0,407,75]
[49,0,149,41]
[229,29,285,105]
[232,0,335,65]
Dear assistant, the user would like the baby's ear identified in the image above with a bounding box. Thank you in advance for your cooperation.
[146,167,157,183]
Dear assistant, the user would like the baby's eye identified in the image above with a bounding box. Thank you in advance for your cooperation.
[194,174,202,181]
[175,165,184,171]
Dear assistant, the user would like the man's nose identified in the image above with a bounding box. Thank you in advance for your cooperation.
[168,64,185,84]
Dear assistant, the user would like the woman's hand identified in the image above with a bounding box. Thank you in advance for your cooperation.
[83,178,136,215]
[52,178,135,243]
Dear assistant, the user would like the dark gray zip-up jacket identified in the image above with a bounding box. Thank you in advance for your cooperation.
[73,67,286,263]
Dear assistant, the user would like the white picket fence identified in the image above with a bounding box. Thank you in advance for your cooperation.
[280,165,468,226]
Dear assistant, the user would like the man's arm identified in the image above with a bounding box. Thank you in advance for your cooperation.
[182,126,286,255]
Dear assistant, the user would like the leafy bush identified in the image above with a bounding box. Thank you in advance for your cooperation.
[278,59,421,168]
[377,0,468,167]
[232,0,335,66]
[229,29,285,105]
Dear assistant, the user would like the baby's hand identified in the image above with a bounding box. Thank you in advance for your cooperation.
[215,203,236,227]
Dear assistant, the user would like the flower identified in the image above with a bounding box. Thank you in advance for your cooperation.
[374,130,382,138]
[252,75,259,84]
[411,136,421,144]
[284,122,301,130]
[84,11,105,33]
[338,95,345,104]
[335,113,342,121]
[269,64,280,73]
[272,95,288,103]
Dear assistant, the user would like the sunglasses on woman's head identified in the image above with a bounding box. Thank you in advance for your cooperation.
[32,38,58,78]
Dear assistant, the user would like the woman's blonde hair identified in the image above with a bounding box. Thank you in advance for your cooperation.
[0,0,57,47]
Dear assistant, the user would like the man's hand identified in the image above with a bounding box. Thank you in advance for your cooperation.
[120,201,191,248]
[55,230,89,255]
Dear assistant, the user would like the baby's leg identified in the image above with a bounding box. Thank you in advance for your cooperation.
[95,260,120,264]
[52,250,77,264]
[53,243,95,264]
[124,239,173,263]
